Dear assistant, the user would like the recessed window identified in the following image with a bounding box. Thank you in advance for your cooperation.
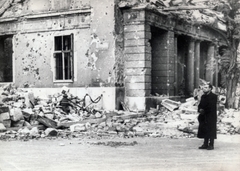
[54,34,73,81]
[0,36,13,83]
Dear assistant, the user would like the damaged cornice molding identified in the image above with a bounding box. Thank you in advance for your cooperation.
[0,8,91,23]
[24,8,91,19]
[162,5,209,11]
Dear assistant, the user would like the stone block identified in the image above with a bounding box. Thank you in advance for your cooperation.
[125,68,151,76]
[95,112,102,118]
[125,97,146,111]
[29,127,39,137]
[18,127,30,135]
[2,119,11,128]
[126,83,151,90]
[125,60,151,68]
[22,108,34,119]
[126,89,151,97]
[70,124,86,132]
[124,24,150,32]
[125,53,151,61]
[124,46,151,54]
[45,128,58,136]
[9,108,24,122]
[0,112,10,122]
[125,75,151,83]
[0,106,9,113]
[124,39,149,47]
[0,123,6,132]
[12,120,25,127]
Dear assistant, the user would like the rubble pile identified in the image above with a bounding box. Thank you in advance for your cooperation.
[0,84,240,141]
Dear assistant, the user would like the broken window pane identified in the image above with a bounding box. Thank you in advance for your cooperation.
[0,36,13,82]
[54,34,73,81]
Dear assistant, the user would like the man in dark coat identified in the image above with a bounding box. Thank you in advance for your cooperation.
[197,83,218,150]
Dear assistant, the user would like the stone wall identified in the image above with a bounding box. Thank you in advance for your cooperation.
[0,0,121,88]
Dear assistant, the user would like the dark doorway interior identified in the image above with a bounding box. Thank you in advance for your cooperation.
[200,41,208,81]
[0,36,13,82]
[150,27,170,96]
[177,35,189,96]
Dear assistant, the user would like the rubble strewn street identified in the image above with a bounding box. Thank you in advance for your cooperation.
[0,83,240,141]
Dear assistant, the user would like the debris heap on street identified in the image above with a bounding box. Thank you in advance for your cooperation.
[0,84,240,141]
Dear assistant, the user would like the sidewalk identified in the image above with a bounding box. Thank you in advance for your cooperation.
[0,135,239,171]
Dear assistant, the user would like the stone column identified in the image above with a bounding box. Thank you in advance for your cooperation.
[194,40,200,88]
[174,35,178,95]
[124,23,151,111]
[187,38,195,95]
[206,43,215,84]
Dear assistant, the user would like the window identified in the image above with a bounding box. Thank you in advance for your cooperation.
[54,34,73,81]
[0,36,13,83]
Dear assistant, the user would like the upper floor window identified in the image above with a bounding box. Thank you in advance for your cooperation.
[54,34,73,81]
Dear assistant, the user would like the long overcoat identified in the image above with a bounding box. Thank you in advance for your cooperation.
[197,92,218,139]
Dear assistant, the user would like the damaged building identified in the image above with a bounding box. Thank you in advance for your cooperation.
[0,0,233,111]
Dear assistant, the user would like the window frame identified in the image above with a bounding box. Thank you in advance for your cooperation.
[53,33,74,83]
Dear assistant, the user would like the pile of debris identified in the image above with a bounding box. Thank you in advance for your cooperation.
[0,84,240,141]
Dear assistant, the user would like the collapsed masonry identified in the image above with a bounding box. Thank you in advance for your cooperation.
[0,83,240,141]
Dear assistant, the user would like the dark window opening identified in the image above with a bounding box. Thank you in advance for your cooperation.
[54,34,73,81]
[0,36,13,82]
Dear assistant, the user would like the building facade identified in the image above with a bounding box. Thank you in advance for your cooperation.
[0,0,228,111]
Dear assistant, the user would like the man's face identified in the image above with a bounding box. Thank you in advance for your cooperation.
[202,84,211,93]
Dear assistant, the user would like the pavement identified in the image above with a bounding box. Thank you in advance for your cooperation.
[0,134,239,171]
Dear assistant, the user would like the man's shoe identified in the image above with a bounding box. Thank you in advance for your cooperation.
[207,146,214,150]
[198,145,208,149]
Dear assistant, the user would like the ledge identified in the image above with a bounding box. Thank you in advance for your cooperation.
[0,8,91,23]
[24,8,91,19]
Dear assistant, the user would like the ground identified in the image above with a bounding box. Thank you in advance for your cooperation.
[0,134,239,171]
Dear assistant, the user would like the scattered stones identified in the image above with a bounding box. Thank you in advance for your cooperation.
[0,83,240,142]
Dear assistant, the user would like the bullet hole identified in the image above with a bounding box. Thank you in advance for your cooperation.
[38,33,40,36]
[34,68,39,75]
[26,43,29,47]
[32,39,35,42]
[105,12,107,15]
[23,67,29,71]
